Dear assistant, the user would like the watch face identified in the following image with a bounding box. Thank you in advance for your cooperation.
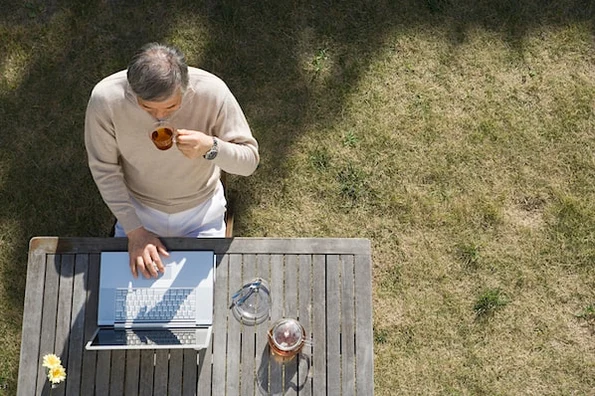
[205,150,218,160]
[204,138,219,160]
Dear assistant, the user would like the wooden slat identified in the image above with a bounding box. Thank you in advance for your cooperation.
[36,254,60,396]
[154,349,169,395]
[341,255,356,393]
[17,243,47,396]
[168,349,183,396]
[297,254,313,396]
[269,254,284,322]
[194,250,216,393]
[109,350,126,394]
[354,254,374,395]
[53,254,75,396]
[182,350,197,396]
[283,255,299,396]
[210,254,229,395]
[30,237,371,256]
[326,255,342,395]
[124,350,141,396]
[65,254,89,396]
[225,254,242,395]
[138,350,154,395]
[284,255,299,318]
[95,351,112,395]
[254,254,270,396]
[311,254,326,396]
[268,254,284,395]
[80,253,100,394]
[240,254,256,396]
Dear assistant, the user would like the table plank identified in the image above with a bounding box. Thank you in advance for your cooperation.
[53,254,75,396]
[95,351,112,395]
[17,242,48,396]
[65,254,89,396]
[254,254,271,396]
[210,254,229,395]
[124,350,141,396]
[31,237,370,255]
[284,254,299,396]
[226,254,243,395]
[298,254,313,396]
[326,255,342,395]
[138,350,155,395]
[354,253,374,395]
[80,253,100,395]
[240,254,256,396]
[194,250,219,394]
[341,255,356,393]
[36,254,60,396]
[109,350,126,395]
[182,350,198,396]
[269,254,285,395]
[311,254,326,396]
[169,349,183,396]
[154,349,169,395]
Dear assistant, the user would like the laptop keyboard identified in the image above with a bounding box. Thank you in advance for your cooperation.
[117,329,197,346]
[115,287,196,322]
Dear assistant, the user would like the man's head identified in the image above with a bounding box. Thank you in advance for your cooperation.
[127,43,189,119]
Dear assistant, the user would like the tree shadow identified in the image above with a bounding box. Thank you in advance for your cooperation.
[0,0,594,388]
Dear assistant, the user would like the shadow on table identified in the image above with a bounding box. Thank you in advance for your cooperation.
[257,346,310,396]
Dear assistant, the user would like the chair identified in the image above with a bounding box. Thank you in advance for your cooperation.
[221,171,234,238]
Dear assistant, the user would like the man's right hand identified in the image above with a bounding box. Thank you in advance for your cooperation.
[127,227,169,278]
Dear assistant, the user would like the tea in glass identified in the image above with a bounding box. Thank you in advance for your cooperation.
[150,123,175,150]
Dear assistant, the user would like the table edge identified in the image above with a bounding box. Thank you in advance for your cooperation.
[29,237,371,256]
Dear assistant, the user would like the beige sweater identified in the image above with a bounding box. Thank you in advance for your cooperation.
[85,68,259,233]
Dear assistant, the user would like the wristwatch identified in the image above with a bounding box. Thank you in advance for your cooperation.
[204,137,219,160]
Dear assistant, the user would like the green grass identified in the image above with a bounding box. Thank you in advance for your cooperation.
[2,0,595,394]
[473,288,509,319]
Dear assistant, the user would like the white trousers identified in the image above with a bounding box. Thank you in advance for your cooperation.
[114,181,227,238]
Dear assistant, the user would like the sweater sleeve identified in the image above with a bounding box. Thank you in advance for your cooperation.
[84,94,143,234]
[211,92,260,176]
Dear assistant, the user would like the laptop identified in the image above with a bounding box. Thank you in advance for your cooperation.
[85,250,215,351]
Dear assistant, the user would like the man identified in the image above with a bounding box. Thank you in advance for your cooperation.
[85,43,259,279]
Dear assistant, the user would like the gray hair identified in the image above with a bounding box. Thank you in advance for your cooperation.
[127,43,189,101]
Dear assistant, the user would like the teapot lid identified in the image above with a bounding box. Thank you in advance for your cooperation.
[271,318,304,351]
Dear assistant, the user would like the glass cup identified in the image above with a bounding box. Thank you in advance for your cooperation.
[149,121,176,151]
[230,278,271,325]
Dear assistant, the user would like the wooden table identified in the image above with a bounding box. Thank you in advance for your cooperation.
[17,237,374,395]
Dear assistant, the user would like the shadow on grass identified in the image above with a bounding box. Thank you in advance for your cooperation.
[0,0,593,387]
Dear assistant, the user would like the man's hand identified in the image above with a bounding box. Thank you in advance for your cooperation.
[176,129,214,159]
[127,227,169,278]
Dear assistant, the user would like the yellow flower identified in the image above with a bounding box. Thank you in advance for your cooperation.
[42,354,62,369]
[47,364,66,384]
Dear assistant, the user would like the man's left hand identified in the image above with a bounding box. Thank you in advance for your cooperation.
[176,129,214,159]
